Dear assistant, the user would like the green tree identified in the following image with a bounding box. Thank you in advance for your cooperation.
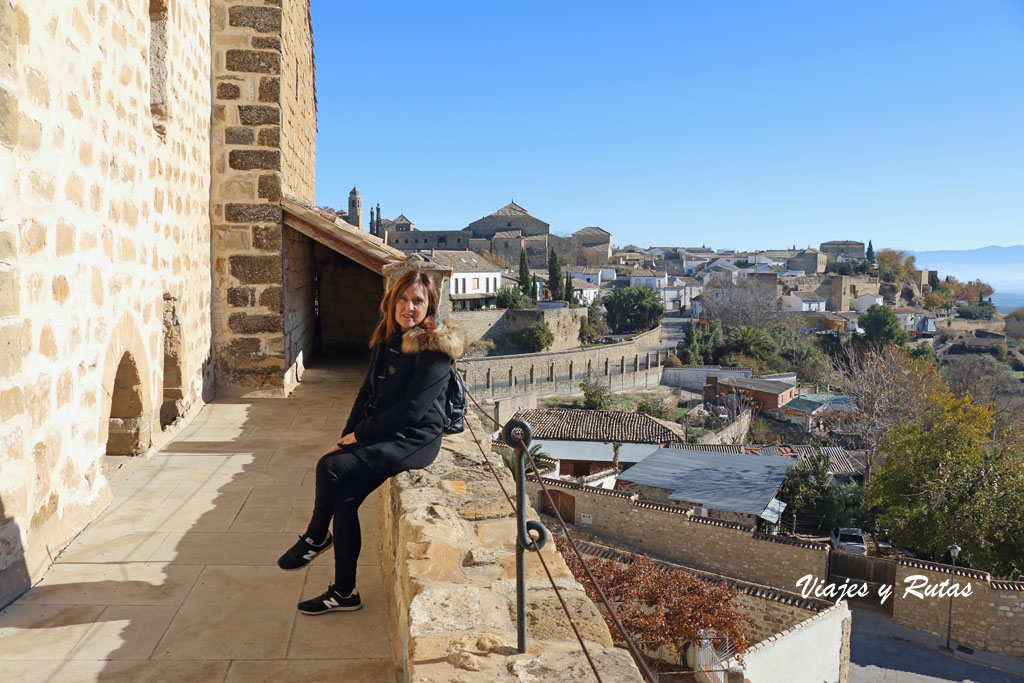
[547,249,563,301]
[514,321,553,352]
[578,320,598,344]
[529,277,538,301]
[859,304,909,346]
[866,240,875,263]
[867,389,1024,577]
[495,286,526,310]
[1006,307,1024,340]
[636,394,673,420]
[957,301,996,320]
[518,248,531,294]
[603,286,664,333]
[724,326,775,359]
[778,449,832,533]
[565,272,576,304]
[579,375,612,410]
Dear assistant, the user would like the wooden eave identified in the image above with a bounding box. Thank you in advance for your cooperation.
[281,196,404,275]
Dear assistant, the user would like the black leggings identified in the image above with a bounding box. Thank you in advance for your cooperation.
[304,448,390,595]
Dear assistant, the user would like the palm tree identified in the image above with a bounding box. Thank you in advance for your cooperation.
[726,326,774,358]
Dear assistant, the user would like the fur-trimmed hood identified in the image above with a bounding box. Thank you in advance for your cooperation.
[401,322,465,360]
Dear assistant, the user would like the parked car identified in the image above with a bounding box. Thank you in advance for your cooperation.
[830,527,868,555]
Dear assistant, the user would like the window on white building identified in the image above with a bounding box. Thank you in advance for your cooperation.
[472,277,480,290]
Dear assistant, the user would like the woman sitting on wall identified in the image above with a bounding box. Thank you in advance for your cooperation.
[277,269,463,614]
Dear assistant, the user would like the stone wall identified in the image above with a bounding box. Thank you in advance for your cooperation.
[210,0,315,395]
[0,0,214,603]
[316,245,383,353]
[452,307,588,352]
[505,308,587,352]
[279,0,315,201]
[379,416,643,681]
[451,308,507,344]
[459,327,665,393]
[282,226,315,392]
[696,408,751,445]
[524,480,828,593]
[892,558,1024,657]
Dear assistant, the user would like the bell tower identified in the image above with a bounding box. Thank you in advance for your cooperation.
[348,187,362,230]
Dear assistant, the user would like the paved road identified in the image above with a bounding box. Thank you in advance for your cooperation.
[849,610,1024,683]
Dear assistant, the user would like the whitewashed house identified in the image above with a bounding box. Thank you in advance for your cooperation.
[850,293,884,313]
[780,292,827,312]
[420,250,503,311]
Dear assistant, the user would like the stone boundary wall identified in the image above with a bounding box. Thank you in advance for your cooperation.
[379,415,643,681]
[892,557,1024,657]
[452,307,588,353]
[524,479,828,592]
[697,409,752,445]
[459,325,665,392]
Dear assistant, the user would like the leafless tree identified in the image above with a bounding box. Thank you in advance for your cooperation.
[942,354,1024,434]
[828,344,941,480]
[700,278,779,331]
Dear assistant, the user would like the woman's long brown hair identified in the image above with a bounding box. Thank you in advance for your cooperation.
[369,269,439,347]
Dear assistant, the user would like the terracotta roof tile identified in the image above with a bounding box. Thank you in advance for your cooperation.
[510,408,677,444]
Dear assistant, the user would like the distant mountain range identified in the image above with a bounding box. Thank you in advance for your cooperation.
[907,245,1024,310]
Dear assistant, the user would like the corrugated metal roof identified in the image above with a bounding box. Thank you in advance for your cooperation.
[618,447,793,518]
[530,440,661,464]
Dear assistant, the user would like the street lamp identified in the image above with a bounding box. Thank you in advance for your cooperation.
[944,544,961,651]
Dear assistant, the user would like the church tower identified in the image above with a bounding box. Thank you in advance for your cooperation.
[348,187,362,230]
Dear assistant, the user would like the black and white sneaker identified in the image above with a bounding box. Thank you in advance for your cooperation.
[277,533,333,571]
[297,585,361,615]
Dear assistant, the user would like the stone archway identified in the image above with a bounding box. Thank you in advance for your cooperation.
[106,352,151,455]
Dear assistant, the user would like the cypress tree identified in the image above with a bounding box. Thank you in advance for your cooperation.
[518,248,530,293]
[565,272,574,303]
[866,240,875,263]
[548,249,563,301]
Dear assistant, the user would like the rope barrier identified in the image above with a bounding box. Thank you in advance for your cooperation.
[462,386,659,683]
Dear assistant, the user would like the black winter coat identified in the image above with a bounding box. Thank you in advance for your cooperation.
[341,324,464,475]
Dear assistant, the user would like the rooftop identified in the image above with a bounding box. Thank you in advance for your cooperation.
[617,447,792,519]
[508,409,678,444]
[715,376,795,395]
[420,249,504,272]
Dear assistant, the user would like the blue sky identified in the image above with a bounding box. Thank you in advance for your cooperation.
[310,1,1024,252]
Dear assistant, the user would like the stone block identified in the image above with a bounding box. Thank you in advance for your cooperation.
[0,87,17,148]
[0,270,18,316]
[227,286,255,307]
[257,173,281,201]
[0,232,12,259]
[225,49,280,74]
[225,203,281,223]
[238,105,280,125]
[258,77,279,103]
[256,128,279,148]
[225,126,254,145]
[257,286,281,311]
[219,179,255,200]
[55,219,75,256]
[227,337,261,354]
[0,384,23,419]
[229,255,281,284]
[228,6,282,33]
[252,225,281,251]
[228,312,282,334]
[252,37,280,51]
[228,149,279,171]
[216,82,240,100]
[17,113,40,151]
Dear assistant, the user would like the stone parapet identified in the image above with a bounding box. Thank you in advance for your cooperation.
[379,414,643,681]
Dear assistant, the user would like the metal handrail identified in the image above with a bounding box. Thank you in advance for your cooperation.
[500,418,551,653]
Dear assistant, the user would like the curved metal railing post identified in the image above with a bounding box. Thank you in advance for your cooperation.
[501,418,551,653]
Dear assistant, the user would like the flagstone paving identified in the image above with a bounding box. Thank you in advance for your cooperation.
[0,362,399,682]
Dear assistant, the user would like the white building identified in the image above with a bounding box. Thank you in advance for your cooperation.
[850,293,883,313]
[419,250,503,311]
[569,266,617,286]
[662,276,703,312]
[780,292,827,312]
[629,269,667,292]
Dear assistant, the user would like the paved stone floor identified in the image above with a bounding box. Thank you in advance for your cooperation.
[0,361,400,682]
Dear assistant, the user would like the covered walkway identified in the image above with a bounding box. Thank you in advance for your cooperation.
[0,362,398,682]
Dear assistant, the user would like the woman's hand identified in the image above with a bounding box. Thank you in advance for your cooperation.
[338,432,357,447]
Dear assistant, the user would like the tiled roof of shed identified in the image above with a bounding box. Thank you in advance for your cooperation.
[509,409,678,444]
